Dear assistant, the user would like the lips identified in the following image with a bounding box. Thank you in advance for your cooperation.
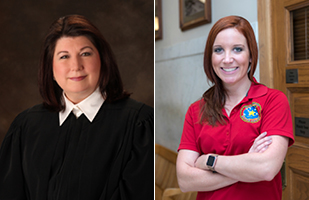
[221,67,238,72]
[69,75,87,81]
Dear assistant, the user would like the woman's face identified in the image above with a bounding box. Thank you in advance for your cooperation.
[211,28,251,87]
[53,36,101,103]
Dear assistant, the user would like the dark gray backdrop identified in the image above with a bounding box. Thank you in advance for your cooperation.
[0,0,154,143]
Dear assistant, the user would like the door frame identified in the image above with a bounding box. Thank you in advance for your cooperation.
[258,0,274,89]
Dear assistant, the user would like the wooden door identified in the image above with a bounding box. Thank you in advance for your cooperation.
[259,0,309,199]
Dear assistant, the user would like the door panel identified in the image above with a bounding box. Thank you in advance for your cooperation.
[287,147,309,199]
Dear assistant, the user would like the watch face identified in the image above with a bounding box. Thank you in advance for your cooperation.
[207,155,215,166]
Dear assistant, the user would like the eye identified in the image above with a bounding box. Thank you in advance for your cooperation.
[81,52,92,56]
[233,47,243,52]
[60,55,69,59]
[213,47,223,53]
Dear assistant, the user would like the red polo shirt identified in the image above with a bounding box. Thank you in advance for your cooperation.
[178,82,294,200]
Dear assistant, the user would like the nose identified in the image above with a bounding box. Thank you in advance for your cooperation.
[70,56,84,71]
[223,52,233,64]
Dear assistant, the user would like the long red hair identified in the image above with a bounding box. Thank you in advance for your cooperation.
[200,16,258,126]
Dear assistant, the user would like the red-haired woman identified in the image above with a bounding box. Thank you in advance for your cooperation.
[0,15,153,200]
[176,16,294,200]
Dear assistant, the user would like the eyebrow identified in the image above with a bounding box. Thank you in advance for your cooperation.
[56,51,69,56]
[80,46,94,51]
[56,46,94,56]
[232,44,246,47]
[212,44,246,49]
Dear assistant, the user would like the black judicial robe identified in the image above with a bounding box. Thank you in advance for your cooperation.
[0,98,154,200]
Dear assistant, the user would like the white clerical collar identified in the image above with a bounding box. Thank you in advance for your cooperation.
[59,87,104,126]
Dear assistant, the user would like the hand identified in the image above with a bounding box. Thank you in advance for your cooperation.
[194,154,210,170]
[248,132,272,153]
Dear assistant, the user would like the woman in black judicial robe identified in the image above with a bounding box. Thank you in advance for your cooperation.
[0,15,153,200]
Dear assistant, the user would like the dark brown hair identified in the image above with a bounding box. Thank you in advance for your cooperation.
[200,15,258,126]
[38,15,130,112]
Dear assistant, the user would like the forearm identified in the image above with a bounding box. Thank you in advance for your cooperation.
[177,159,237,192]
[215,136,288,182]
[215,153,276,182]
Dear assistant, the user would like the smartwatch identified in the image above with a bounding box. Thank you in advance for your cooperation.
[206,154,218,172]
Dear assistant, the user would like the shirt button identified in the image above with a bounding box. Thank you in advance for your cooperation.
[226,131,229,135]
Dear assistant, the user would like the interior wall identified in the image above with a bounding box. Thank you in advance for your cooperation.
[155,0,258,151]
[0,0,153,144]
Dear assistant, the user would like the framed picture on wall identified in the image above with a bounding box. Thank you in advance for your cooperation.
[155,0,162,40]
[179,0,211,31]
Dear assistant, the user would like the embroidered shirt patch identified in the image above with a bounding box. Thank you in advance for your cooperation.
[240,102,261,123]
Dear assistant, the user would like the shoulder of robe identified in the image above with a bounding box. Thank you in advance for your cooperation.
[105,98,152,112]
[20,104,53,118]
[11,104,53,127]
[105,98,153,121]
[4,104,49,138]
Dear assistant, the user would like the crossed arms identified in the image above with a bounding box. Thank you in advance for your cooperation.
[176,133,289,192]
